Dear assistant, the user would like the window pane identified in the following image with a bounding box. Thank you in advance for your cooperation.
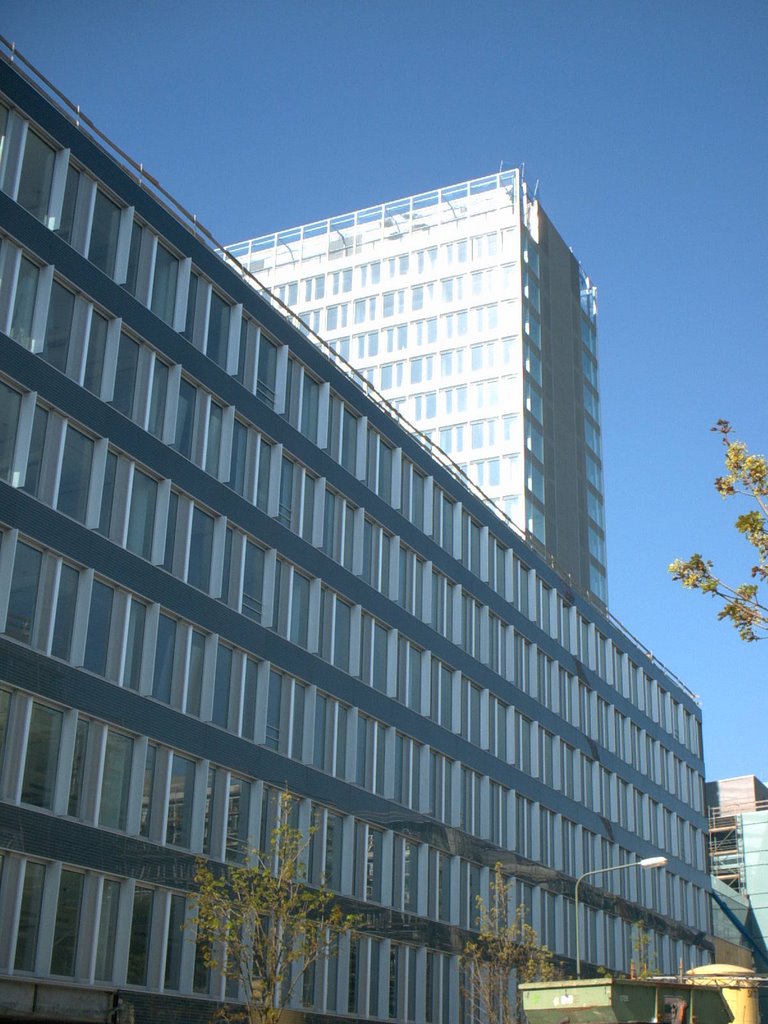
[9,257,39,348]
[147,360,168,438]
[42,282,75,373]
[6,541,42,644]
[14,861,45,971]
[94,879,120,981]
[57,426,94,523]
[127,887,153,985]
[123,599,146,691]
[50,869,84,976]
[84,581,113,676]
[126,469,157,559]
[67,719,89,817]
[83,311,108,395]
[207,291,230,367]
[55,164,80,244]
[164,893,186,990]
[212,644,232,728]
[174,379,196,458]
[0,380,22,482]
[151,243,179,325]
[18,131,56,222]
[152,614,176,703]
[99,730,133,829]
[166,753,195,847]
[22,703,63,808]
[23,406,49,499]
[187,507,214,591]
[88,190,121,276]
[51,563,79,660]
[111,333,139,418]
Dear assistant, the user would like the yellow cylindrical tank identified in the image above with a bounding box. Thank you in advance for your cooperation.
[687,964,759,1024]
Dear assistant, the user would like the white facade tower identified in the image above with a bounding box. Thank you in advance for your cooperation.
[227,171,607,604]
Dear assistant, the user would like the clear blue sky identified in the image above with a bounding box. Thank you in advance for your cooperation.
[4,0,767,782]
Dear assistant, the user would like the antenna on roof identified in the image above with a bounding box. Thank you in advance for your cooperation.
[533,179,539,199]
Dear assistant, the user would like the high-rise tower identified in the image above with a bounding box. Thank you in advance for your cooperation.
[227,173,607,604]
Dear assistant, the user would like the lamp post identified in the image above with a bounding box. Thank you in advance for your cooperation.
[574,856,667,978]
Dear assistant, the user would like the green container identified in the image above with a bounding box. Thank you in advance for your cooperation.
[520,978,734,1024]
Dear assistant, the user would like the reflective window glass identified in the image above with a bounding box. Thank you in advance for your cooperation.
[151,243,178,325]
[99,730,133,829]
[18,130,55,222]
[42,281,75,372]
[50,870,83,976]
[9,256,39,348]
[88,189,121,276]
[83,310,109,395]
[21,702,63,808]
[0,380,22,482]
[6,541,42,644]
[110,333,139,418]
[57,426,94,523]
[14,861,45,971]
[84,580,114,676]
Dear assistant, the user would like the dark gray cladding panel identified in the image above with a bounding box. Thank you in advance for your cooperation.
[536,205,588,589]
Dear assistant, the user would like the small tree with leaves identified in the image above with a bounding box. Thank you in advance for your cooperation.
[630,921,656,980]
[191,792,360,1024]
[461,865,555,1024]
[670,420,768,642]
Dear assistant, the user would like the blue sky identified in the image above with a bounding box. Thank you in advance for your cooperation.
[4,0,767,781]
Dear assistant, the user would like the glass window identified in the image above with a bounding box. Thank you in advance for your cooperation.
[22,702,63,808]
[88,189,121,277]
[57,426,94,523]
[50,869,84,976]
[126,469,157,560]
[18,130,56,222]
[124,221,143,296]
[187,507,214,591]
[110,333,140,419]
[99,730,133,830]
[9,256,39,348]
[42,281,75,373]
[226,776,251,862]
[147,359,169,438]
[242,541,265,622]
[207,290,230,367]
[94,878,121,982]
[55,164,81,244]
[164,893,186,990]
[212,643,232,728]
[185,629,206,717]
[174,379,197,458]
[51,563,80,660]
[0,380,22,482]
[152,614,176,703]
[14,861,46,971]
[83,310,109,395]
[6,541,42,644]
[166,753,196,847]
[23,405,49,499]
[84,581,114,676]
[67,718,89,817]
[127,887,153,985]
[150,243,179,325]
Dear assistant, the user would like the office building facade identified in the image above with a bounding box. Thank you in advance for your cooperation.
[227,173,607,605]
[0,48,709,1023]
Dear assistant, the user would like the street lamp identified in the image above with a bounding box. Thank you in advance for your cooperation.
[574,856,667,978]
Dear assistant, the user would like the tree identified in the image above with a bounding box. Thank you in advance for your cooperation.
[669,420,768,642]
[461,865,555,1024]
[191,792,360,1024]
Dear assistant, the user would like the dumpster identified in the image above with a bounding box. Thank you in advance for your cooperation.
[520,977,734,1024]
